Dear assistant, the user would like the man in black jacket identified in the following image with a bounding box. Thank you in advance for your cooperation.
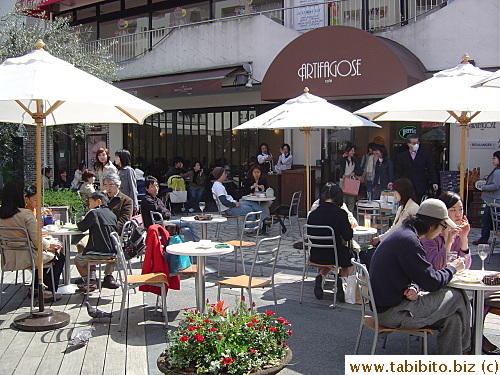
[392,134,438,202]
[75,192,118,292]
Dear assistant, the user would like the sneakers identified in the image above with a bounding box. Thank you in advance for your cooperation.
[188,208,195,213]
[77,277,97,293]
[314,274,324,300]
[102,275,119,289]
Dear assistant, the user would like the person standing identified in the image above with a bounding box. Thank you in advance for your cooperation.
[393,134,438,202]
[360,143,377,200]
[115,149,138,213]
[186,161,206,213]
[371,144,394,200]
[276,143,293,172]
[257,143,273,174]
[474,151,500,245]
[370,199,470,354]
[335,144,361,212]
[94,147,118,190]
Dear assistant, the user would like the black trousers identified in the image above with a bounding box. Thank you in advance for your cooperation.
[34,252,66,292]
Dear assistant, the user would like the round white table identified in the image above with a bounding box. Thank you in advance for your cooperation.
[166,241,234,313]
[42,227,85,294]
[179,216,227,239]
[353,226,377,237]
[448,270,500,355]
[240,195,276,215]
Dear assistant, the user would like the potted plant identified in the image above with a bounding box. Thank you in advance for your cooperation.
[158,298,293,375]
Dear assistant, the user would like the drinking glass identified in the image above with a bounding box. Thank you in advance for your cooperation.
[477,244,490,271]
[53,213,61,227]
[199,201,206,214]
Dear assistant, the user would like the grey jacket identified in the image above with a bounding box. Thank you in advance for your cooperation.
[481,167,500,203]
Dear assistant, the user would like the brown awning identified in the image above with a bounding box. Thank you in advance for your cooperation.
[114,67,239,97]
[261,26,427,101]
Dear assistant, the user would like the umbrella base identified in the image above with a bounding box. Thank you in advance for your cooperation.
[14,309,70,332]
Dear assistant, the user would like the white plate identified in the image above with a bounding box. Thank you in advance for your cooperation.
[454,274,482,283]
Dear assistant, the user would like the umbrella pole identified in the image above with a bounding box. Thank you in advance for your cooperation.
[14,100,70,332]
[304,129,311,210]
[459,121,467,199]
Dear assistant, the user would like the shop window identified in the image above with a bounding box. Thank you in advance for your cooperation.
[214,0,282,18]
[100,14,149,38]
[75,5,96,20]
[99,1,121,15]
[158,3,210,27]
[124,0,148,9]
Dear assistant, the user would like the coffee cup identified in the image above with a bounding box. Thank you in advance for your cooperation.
[199,240,211,248]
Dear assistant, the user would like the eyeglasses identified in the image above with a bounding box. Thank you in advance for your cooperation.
[148,184,159,189]
[440,223,448,230]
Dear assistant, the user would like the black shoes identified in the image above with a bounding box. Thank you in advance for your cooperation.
[314,274,324,300]
[102,275,119,289]
[336,276,345,303]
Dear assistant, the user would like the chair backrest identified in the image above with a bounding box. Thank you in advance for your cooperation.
[240,211,262,242]
[120,219,138,242]
[0,226,35,271]
[150,211,166,228]
[212,193,223,214]
[490,202,500,234]
[351,258,378,323]
[289,191,302,217]
[111,231,128,288]
[302,224,338,267]
[356,200,381,225]
[248,235,281,286]
[421,195,429,203]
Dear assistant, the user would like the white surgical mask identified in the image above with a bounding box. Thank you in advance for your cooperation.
[412,143,419,152]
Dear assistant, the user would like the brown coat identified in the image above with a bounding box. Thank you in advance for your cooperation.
[108,191,133,233]
[0,209,53,271]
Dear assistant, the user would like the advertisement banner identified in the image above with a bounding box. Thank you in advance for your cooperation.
[293,0,326,30]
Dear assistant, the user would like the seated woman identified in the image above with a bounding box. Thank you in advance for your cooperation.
[276,143,293,172]
[306,183,354,302]
[140,175,200,242]
[420,191,499,354]
[0,181,65,299]
[371,177,419,246]
[242,165,270,214]
[79,169,96,206]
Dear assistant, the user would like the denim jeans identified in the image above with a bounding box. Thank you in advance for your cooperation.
[225,201,267,220]
[479,204,492,242]
[170,220,200,242]
[188,189,204,210]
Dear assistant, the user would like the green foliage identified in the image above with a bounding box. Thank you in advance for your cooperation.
[42,189,85,223]
[164,298,292,375]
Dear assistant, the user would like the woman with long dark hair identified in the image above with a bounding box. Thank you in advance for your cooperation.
[371,177,419,245]
[335,143,361,212]
[257,143,273,174]
[114,149,138,212]
[0,181,65,298]
[187,161,207,213]
[306,182,354,301]
[94,147,117,190]
[371,144,394,200]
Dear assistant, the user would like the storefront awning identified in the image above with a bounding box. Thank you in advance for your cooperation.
[37,0,65,9]
[114,67,240,97]
[261,26,427,101]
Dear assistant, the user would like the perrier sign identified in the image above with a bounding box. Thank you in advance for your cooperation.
[399,126,417,139]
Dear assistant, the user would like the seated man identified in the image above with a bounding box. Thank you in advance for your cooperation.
[75,192,118,292]
[370,199,471,354]
[211,167,267,231]
[141,175,200,242]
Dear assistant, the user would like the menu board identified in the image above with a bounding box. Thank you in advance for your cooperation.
[440,171,460,193]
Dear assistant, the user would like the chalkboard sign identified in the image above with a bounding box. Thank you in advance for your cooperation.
[440,171,460,193]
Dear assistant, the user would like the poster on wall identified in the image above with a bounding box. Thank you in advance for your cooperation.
[293,0,326,30]
[86,134,107,170]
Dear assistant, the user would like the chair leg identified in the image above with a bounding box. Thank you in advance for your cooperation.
[15,270,18,285]
[248,288,253,310]
[161,284,168,329]
[22,270,26,285]
[382,334,388,349]
[406,334,411,354]
[98,265,103,291]
[118,273,127,332]
[370,331,379,355]
[353,321,364,354]
[0,270,3,307]
[217,255,221,278]
[49,265,56,300]
[155,295,159,316]
[217,284,221,301]
[300,262,307,304]
[422,333,428,355]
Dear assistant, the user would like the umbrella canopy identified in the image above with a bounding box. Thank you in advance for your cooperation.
[472,68,500,88]
[0,46,161,125]
[234,88,381,209]
[355,55,500,197]
[0,41,161,328]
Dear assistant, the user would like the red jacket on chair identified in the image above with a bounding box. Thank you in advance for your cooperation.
[139,224,181,295]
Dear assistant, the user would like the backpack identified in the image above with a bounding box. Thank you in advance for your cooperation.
[123,222,147,260]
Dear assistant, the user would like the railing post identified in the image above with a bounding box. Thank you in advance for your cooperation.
[361,0,369,31]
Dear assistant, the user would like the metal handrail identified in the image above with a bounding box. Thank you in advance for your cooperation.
[82,0,447,63]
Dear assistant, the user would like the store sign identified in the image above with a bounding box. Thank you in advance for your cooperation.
[468,122,497,129]
[399,126,417,139]
[469,141,496,149]
[298,59,362,82]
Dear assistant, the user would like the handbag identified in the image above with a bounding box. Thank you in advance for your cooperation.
[164,235,192,275]
[342,275,361,305]
[169,190,187,203]
[342,177,361,196]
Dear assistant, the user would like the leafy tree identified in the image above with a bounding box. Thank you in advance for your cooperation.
[0,3,120,182]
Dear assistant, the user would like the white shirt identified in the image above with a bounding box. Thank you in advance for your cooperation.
[277,153,293,170]
[211,181,236,212]
[257,153,271,165]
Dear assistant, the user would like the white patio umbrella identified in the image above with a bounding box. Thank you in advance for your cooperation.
[355,55,500,198]
[233,88,381,210]
[472,68,500,88]
[0,40,162,331]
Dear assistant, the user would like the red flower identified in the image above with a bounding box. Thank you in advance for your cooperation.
[204,319,211,323]
[288,329,293,336]
[252,302,256,307]
[269,327,277,332]
[187,318,195,322]
[210,327,217,332]
[249,348,257,354]
[241,296,246,301]
[277,317,285,324]
[218,335,223,340]
[180,336,188,342]
[265,311,275,316]
[251,318,259,323]
[222,357,234,365]
[246,323,254,327]
[282,342,288,347]
[188,326,196,331]
[195,334,205,342]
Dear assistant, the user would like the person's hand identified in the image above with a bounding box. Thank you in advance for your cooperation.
[404,288,419,301]
[342,152,349,157]
[235,202,241,207]
[349,172,355,177]
[433,184,439,191]
[351,222,358,228]
[200,169,203,175]
[280,148,285,155]
[450,257,466,272]
[370,237,380,246]
[258,185,264,190]
[458,215,471,239]
[387,182,393,190]
[252,183,259,189]
[443,227,459,249]
[49,241,62,252]
[133,208,138,216]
